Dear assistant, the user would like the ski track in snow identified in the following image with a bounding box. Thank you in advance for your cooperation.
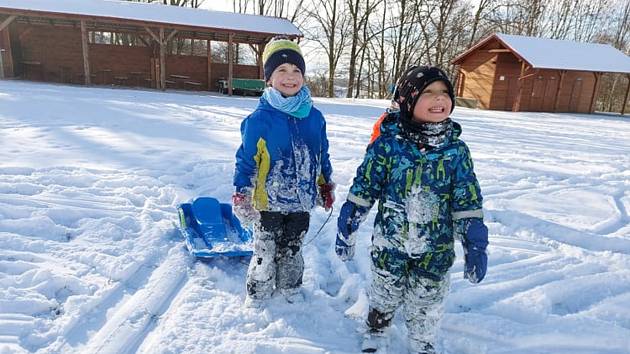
[1,81,630,353]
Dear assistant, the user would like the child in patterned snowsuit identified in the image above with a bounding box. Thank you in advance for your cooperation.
[233,37,334,305]
[335,66,488,353]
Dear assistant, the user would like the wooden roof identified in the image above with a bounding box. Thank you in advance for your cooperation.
[0,0,302,44]
[452,33,630,74]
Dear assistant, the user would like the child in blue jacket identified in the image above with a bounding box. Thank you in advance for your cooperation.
[233,37,334,305]
[336,66,488,353]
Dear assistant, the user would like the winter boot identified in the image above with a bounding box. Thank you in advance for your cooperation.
[361,330,387,353]
[408,341,436,354]
[279,287,305,304]
[362,307,392,353]
[244,296,264,309]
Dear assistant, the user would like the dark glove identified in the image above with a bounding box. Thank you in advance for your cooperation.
[318,182,336,211]
[462,218,488,284]
[335,201,369,261]
[232,192,259,226]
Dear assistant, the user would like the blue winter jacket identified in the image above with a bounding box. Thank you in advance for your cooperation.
[348,113,483,280]
[234,97,333,213]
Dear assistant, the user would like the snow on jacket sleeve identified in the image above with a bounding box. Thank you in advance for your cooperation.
[318,117,333,184]
[451,142,483,221]
[233,114,263,193]
[347,137,390,208]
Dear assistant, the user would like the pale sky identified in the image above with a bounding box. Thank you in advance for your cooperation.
[201,0,234,12]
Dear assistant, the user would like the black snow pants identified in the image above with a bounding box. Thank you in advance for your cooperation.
[246,211,310,299]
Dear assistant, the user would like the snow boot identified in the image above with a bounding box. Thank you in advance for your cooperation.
[409,342,436,354]
[361,330,387,353]
[244,296,264,309]
[279,287,305,304]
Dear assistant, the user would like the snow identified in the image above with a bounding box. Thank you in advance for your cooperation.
[496,33,630,73]
[1,79,630,353]
[0,0,302,37]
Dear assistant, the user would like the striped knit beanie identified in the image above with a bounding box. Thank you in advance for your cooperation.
[394,66,455,119]
[263,37,305,81]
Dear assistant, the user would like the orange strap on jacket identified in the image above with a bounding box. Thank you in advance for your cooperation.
[369,112,388,144]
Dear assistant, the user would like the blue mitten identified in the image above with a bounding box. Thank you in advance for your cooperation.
[462,218,488,283]
[335,201,369,261]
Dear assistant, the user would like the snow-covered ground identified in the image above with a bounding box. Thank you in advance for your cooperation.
[1,80,629,354]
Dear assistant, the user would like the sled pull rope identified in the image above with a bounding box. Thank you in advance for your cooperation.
[304,205,334,246]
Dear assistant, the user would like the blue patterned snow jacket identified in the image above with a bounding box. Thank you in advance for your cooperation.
[348,113,483,280]
[234,97,333,213]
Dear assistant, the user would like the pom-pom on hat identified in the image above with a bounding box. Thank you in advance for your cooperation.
[262,36,306,81]
[394,66,455,119]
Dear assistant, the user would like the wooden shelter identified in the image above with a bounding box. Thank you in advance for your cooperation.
[0,0,302,94]
[452,33,630,114]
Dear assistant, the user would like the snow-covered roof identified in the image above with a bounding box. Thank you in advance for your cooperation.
[454,33,630,74]
[0,0,302,37]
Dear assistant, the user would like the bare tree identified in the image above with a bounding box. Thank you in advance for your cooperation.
[611,0,630,51]
[468,0,498,46]
[390,0,419,80]
[127,0,205,7]
[239,0,308,23]
[594,0,630,113]
[304,0,351,97]
[231,0,308,73]
[415,0,460,67]
[375,0,389,98]
[345,0,382,97]
[488,0,545,36]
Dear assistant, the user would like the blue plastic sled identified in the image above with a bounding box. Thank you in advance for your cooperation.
[178,197,253,259]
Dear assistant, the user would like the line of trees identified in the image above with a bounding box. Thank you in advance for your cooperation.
[235,0,628,113]
[127,0,629,113]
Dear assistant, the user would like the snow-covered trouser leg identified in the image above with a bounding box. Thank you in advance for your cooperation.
[404,274,450,354]
[246,212,281,300]
[367,248,407,331]
[275,212,309,291]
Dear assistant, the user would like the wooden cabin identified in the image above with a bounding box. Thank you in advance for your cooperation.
[0,0,302,94]
[452,33,630,114]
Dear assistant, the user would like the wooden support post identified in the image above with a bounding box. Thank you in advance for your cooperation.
[159,27,166,90]
[80,20,91,85]
[144,27,160,89]
[152,28,177,91]
[0,48,4,79]
[258,43,265,80]
[228,33,234,96]
[0,15,16,78]
[144,26,160,42]
[0,15,16,32]
[588,72,602,114]
[553,70,567,113]
[1,27,13,78]
[622,74,630,115]
[512,61,526,112]
[456,70,465,97]
[207,39,212,91]
[166,29,178,42]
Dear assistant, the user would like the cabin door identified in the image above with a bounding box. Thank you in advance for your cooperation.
[530,76,545,111]
[542,76,558,111]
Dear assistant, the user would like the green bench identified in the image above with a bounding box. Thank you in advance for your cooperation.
[217,78,266,96]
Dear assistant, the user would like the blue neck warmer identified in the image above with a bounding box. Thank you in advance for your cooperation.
[262,86,313,119]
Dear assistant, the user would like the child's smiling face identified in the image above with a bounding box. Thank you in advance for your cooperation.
[412,80,452,123]
[268,63,304,97]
